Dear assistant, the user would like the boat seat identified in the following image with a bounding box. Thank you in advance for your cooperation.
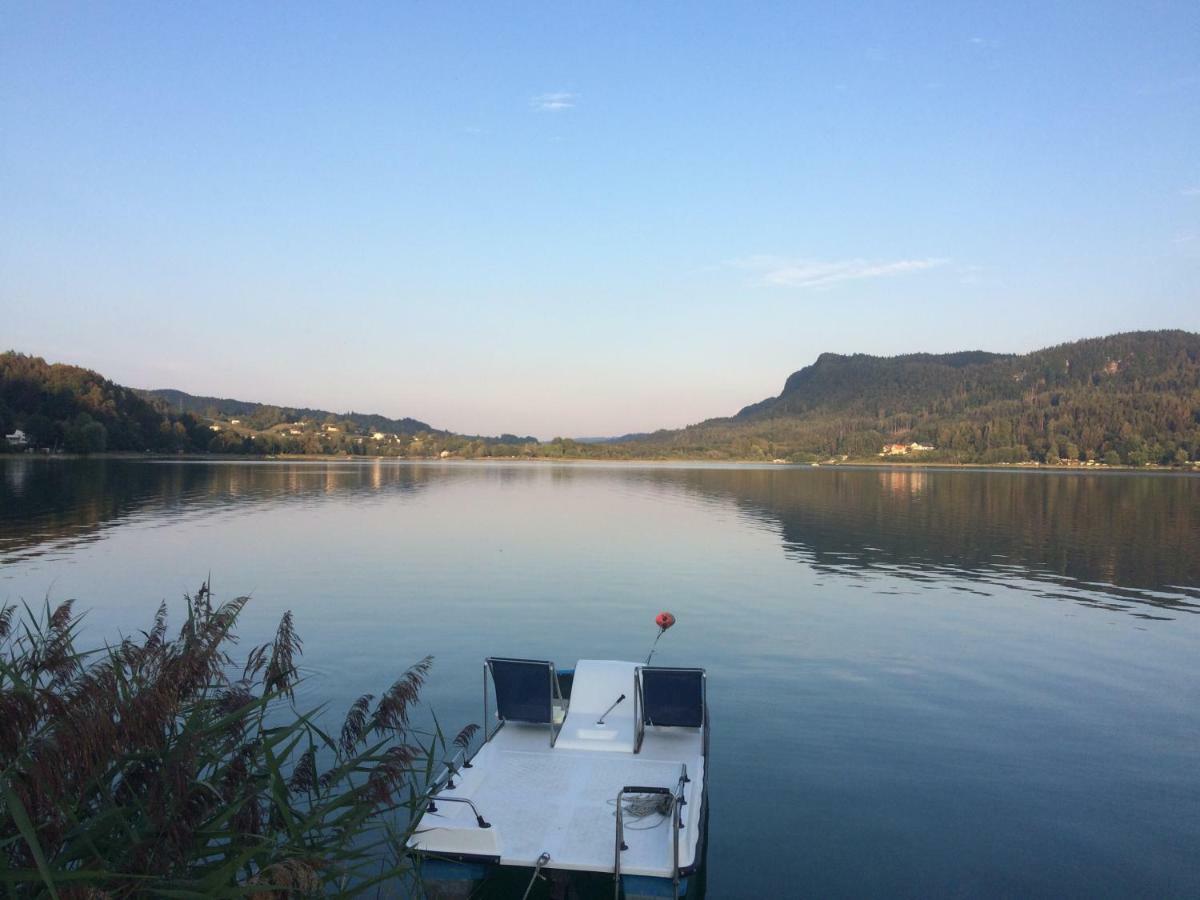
[639,666,706,729]
[486,657,564,745]
[554,660,639,752]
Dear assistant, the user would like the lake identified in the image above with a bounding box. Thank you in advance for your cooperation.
[2,458,1198,898]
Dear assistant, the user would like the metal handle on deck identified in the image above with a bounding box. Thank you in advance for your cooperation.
[597,693,626,724]
[425,795,491,828]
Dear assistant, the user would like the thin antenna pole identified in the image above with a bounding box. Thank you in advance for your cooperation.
[645,629,665,665]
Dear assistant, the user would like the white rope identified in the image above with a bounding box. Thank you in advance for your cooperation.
[608,793,673,831]
[520,851,551,900]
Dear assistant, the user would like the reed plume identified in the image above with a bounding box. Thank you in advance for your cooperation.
[0,583,473,897]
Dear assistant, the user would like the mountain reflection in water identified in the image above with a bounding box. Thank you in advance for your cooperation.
[3,460,1197,617]
[629,465,1200,615]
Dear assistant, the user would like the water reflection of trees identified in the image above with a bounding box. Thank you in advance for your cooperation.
[0,459,443,562]
[4,460,1197,614]
[636,467,1200,613]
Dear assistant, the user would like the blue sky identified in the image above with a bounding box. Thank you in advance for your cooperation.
[2,2,1197,437]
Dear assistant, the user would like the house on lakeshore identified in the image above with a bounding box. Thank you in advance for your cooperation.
[880,441,936,456]
[5,429,28,447]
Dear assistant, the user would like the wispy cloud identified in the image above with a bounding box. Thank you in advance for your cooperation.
[731,255,949,290]
[532,91,576,112]
[1183,186,1200,196]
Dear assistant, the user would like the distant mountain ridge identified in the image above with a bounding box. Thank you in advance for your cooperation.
[139,388,439,437]
[137,387,537,448]
[4,330,1199,465]
[739,332,1193,421]
[736,349,1010,419]
[615,330,1200,465]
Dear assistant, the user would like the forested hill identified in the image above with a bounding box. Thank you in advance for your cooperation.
[0,353,535,456]
[5,331,1200,465]
[610,330,1200,465]
[139,388,437,437]
[0,352,206,453]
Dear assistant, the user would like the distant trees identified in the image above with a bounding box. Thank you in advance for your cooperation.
[547,331,1200,466]
[23,413,55,448]
[4,331,1198,465]
[64,415,107,454]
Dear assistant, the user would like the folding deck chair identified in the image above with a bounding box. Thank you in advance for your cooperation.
[635,666,706,752]
[484,657,565,746]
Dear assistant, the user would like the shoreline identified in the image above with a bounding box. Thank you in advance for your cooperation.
[4,451,1197,475]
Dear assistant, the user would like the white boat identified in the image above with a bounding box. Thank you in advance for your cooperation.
[410,655,709,899]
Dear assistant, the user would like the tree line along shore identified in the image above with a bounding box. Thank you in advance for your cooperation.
[4,330,1199,468]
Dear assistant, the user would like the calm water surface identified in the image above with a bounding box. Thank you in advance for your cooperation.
[2,459,1198,898]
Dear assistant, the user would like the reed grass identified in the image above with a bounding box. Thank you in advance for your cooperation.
[0,583,472,898]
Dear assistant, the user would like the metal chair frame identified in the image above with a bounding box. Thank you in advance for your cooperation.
[633,666,706,754]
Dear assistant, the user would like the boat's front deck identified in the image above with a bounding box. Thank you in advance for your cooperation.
[410,660,705,880]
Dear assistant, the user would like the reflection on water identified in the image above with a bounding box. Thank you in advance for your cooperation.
[0,458,442,564]
[2,459,1199,898]
[632,466,1200,615]
[10,459,1193,614]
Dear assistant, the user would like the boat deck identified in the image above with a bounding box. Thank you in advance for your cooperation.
[410,660,705,879]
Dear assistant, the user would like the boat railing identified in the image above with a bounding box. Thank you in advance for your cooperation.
[612,763,689,900]
[435,746,471,791]
[425,748,492,828]
[424,795,491,829]
[633,671,643,752]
